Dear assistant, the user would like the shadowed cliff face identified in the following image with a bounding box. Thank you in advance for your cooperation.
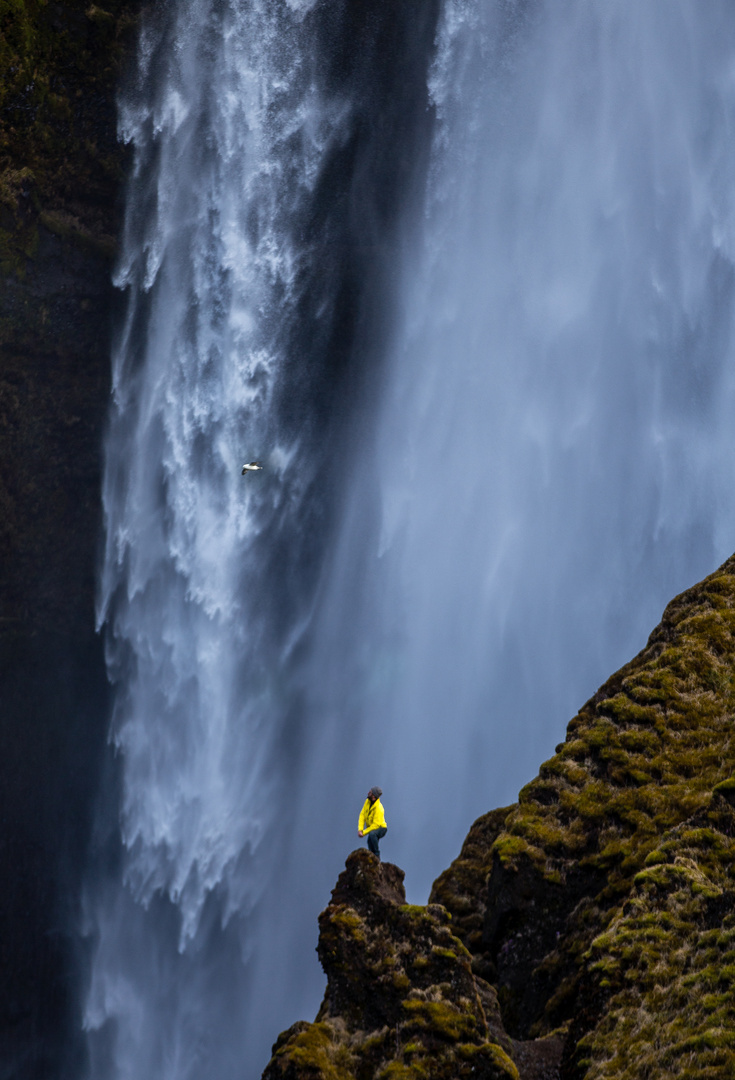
[0,2,138,1074]
[266,553,735,1080]
[0,217,115,1073]
[0,0,139,633]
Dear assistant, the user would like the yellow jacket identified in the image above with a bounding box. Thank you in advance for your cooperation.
[358,798,387,834]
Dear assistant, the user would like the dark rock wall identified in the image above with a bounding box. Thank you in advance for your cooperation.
[0,2,138,1075]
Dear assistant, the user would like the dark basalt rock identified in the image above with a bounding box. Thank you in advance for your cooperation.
[0,2,139,1073]
[265,850,520,1080]
[430,805,514,972]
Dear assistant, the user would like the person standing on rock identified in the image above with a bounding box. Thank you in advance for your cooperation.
[358,787,388,860]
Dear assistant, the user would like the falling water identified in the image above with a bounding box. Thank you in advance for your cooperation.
[84,1,437,1077]
[85,2,340,1073]
[86,1,735,1078]
[311,0,735,899]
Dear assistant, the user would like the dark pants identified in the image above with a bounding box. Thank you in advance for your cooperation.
[367,827,387,859]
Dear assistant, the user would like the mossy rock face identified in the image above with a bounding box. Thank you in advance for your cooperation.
[263,555,735,1080]
[421,552,735,1074]
[713,777,735,808]
[576,797,735,1078]
[265,1020,355,1080]
[0,1,141,642]
[0,0,139,235]
[429,804,514,970]
[262,851,520,1080]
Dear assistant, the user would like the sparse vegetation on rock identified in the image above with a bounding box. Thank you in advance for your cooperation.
[264,850,523,1080]
[266,554,735,1079]
[433,553,735,1077]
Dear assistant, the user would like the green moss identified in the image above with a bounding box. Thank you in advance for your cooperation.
[431,947,459,961]
[272,1022,354,1080]
[576,802,735,1078]
[456,1042,520,1080]
[401,999,479,1042]
[327,906,366,943]
[492,833,545,869]
[377,1062,429,1080]
[713,777,735,800]
[360,1031,390,1055]
[440,555,735,1061]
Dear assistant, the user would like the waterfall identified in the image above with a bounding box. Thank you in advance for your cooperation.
[85,1,735,1078]
[312,0,735,899]
[84,1,437,1077]
[86,2,339,1074]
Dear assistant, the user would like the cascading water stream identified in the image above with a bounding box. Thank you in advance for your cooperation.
[85,1,735,1078]
[85,2,354,1075]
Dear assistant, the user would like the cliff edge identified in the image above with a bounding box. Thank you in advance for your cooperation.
[264,849,556,1080]
[264,552,735,1079]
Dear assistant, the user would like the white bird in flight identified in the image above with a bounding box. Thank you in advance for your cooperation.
[241,461,263,475]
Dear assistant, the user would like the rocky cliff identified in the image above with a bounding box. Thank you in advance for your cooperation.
[264,553,735,1079]
[0,2,137,1074]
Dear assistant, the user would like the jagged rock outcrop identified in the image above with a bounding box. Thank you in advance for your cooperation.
[263,850,561,1080]
[266,553,735,1080]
